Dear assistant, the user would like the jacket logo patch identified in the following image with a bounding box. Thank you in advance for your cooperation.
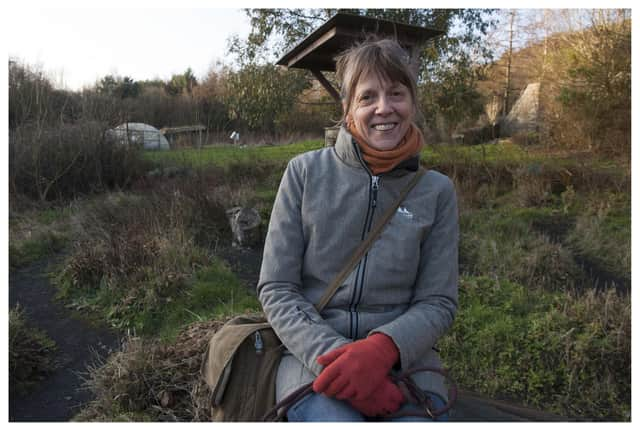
[397,206,414,219]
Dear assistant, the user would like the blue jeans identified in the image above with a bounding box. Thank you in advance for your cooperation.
[286,391,449,422]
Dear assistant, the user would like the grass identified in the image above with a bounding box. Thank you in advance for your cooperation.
[440,275,630,421]
[9,306,58,395]
[144,139,324,169]
[9,205,74,269]
[58,254,259,341]
[565,191,631,282]
[459,205,586,292]
[42,138,629,421]
[144,259,261,341]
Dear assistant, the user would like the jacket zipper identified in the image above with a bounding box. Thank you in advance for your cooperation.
[349,142,380,338]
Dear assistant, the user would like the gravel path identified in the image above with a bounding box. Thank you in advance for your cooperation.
[9,257,121,422]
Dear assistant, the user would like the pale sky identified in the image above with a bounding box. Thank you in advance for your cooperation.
[7,7,251,91]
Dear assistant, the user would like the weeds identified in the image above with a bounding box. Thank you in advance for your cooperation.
[440,275,630,420]
[565,192,631,284]
[9,306,58,395]
[9,204,73,268]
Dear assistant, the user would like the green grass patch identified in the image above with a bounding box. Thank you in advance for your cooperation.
[9,205,74,269]
[150,259,261,341]
[9,230,68,269]
[422,141,528,166]
[440,275,630,420]
[57,256,259,341]
[145,139,324,169]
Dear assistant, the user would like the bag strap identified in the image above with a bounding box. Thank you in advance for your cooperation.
[314,167,427,312]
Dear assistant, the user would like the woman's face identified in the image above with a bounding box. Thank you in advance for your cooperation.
[348,72,414,151]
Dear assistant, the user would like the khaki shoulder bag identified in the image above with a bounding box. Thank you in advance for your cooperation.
[201,168,426,421]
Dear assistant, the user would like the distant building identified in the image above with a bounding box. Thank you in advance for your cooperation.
[106,122,170,150]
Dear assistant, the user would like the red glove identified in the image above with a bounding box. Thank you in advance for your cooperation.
[313,333,399,400]
[348,376,405,417]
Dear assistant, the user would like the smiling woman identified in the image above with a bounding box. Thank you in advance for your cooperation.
[257,38,459,422]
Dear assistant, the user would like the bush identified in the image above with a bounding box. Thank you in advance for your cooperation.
[10,122,151,202]
[440,276,630,420]
[9,306,57,395]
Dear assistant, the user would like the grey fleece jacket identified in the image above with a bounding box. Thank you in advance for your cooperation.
[257,126,459,402]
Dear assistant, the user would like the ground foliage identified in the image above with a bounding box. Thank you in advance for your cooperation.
[440,276,630,421]
[74,319,228,421]
[9,306,58,396]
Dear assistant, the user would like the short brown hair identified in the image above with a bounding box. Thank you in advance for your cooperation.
[335,38,418,123]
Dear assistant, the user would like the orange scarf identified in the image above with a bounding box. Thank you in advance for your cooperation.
[347,122,425,175]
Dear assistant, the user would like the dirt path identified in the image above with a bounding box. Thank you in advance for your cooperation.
[9,256,121,422]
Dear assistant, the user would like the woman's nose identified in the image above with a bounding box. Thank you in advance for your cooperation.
[375,95,393,115]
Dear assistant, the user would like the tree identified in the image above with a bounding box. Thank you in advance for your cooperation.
[166,68,198,96]
[545,9,630,155]
[97,75,140,99]
[222,64,310,134]
[229,9,497,139]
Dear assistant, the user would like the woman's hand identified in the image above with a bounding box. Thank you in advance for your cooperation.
[312,333,399,400]
[348,376,405,417]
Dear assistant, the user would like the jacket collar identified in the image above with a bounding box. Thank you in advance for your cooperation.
[334,125,420,177]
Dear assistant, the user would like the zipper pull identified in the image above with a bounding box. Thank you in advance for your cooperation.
[371,176,380,207]
[254,331,264,355]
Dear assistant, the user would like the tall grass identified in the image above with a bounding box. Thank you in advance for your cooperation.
[440,275,630,420]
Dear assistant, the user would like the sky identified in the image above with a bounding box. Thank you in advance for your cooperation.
[7,7,252,91]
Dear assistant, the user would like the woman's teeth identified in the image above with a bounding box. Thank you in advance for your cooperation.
[373,123,395,131]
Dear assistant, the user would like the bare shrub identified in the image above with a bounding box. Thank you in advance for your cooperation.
[10,122,151,202]
[75,319,228,421]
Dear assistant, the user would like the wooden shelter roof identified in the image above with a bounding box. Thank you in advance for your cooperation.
[276,13,444,72]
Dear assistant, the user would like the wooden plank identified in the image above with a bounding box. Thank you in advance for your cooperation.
[287,27,337,69]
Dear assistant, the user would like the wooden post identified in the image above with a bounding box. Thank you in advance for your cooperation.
[408,44,421,81]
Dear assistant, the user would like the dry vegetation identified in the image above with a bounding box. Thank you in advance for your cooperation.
[74,319,226,422]
[9,306,58,396]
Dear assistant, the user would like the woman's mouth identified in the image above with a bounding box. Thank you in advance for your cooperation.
[372,123,396,131]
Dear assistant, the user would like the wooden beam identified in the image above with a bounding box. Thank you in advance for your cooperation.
[310,69,341,103]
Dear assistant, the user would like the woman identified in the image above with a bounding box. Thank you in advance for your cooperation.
[257,38,459,422]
